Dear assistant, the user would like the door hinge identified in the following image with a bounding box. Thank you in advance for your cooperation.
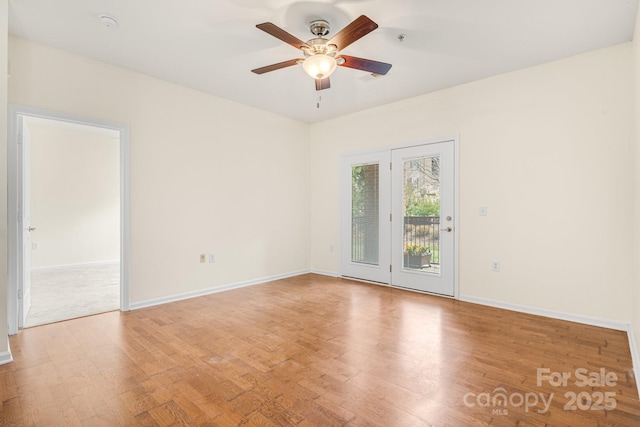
[390,265,392,272]
[390,162,392,170]
[18,288,22,300]
[390,213,392,221]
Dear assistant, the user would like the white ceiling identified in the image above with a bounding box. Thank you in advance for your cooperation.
[8,0,639,123]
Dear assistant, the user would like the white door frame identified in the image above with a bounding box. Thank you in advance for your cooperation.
[339,136,460,299]
[7,104,131,334]
[18,116,32,326]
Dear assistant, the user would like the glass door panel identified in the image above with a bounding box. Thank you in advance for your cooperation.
[351,164,379,265]
[402,155,440,274]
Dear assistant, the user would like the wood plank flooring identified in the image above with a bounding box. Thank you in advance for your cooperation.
[1,274,639,426]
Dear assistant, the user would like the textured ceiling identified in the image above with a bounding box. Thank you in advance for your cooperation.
[8,0,639,123]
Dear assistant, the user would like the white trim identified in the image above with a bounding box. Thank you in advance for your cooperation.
[341,274,455,298]
[0,340,13,366]
[130,270,311,310]
[459,294,630,331]
[119,123,131,312]
[310,269,338,277]
[7,107,19,334]
[453,136,460,299]
[340,275,391,287]
[390,285,456,299]
[0,352,13,365]
[626,325,640,398]
[30,259,120,272]
[7,104,131,334]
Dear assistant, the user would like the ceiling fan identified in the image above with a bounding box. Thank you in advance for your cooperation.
[251,15,392,91]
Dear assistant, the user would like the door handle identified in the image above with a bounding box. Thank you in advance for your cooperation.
[28,227,36,232]
[440,227,453,232]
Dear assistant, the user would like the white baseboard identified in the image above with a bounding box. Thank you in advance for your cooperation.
[459,294,630,332]
[310,269,338,278]
[626,325,640,398]
[0,339,13,366]
[130,269,311,310]
[31,259,120,272]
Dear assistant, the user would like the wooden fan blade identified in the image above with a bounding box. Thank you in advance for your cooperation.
[327,15,378,51]
[315,77,331,91]
[338,55,392,75]
[256,22,310,50]
[251,59,300,75]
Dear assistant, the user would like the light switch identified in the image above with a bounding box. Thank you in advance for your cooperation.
[479,205,488,216]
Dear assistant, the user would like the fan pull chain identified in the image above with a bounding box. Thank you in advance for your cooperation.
[317,95,322,109]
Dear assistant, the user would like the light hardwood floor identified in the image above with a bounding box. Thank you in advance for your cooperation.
[1,274,639,426]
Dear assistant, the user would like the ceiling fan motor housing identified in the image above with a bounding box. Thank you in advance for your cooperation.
[302,20,337,58]
[309,20,330,37]
[303,38,337,58]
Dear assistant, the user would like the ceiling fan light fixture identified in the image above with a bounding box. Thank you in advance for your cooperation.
[253,16,391,91]
[302,54,337,80]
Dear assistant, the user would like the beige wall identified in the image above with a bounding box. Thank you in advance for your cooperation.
[27,121,120,269]
[632,7,640,370]
[8,36,310,304]
[310,44,634,323]
[0,0,8,355]
[3,26,637,355]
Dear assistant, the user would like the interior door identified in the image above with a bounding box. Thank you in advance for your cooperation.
[18,117,32,326]
[391,142,455,296]
[340,151,391,284]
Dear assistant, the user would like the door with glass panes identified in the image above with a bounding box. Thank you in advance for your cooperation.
[340,150,391,284]
[340,141,455,296]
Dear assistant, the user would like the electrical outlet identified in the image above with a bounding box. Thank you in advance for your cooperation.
[491,260,500,272]
[208,253,215,263]
[200,254,206,263]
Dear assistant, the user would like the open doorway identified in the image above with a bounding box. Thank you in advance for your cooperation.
[24,117,120,327]
[8,105,130,333]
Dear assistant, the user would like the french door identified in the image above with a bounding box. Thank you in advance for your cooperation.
[339,151,391,284]
[391,142,455,295]
[340,140,456,296]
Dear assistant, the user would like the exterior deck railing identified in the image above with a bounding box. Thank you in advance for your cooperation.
[351,216,440,265]
[403,216,440,264]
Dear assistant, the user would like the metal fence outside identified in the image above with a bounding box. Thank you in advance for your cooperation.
[403,216,440,264]
[351,216,440,265]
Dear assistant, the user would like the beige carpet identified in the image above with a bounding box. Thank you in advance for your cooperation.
[25,263,120,328]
